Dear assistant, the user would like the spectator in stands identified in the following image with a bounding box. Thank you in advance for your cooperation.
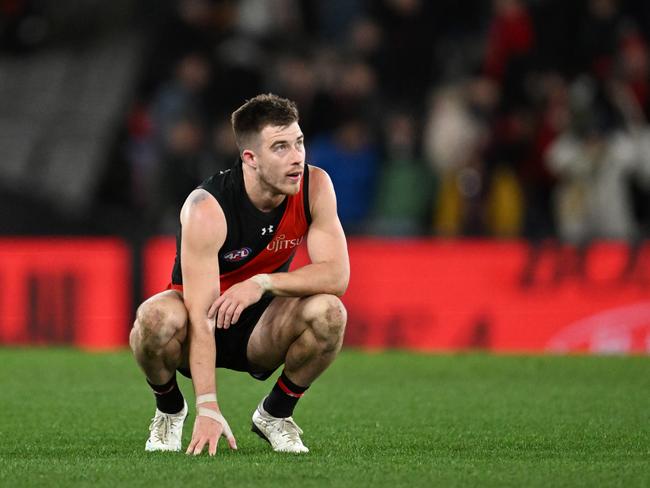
[483,0,535,109]
[158,117,206,232]
[10,0,650,242]
[545,79,638,280]
[309,117,380,233]
[150,52,212,150]
[518,73,568,286]
[369,111,435,236]
[424,78,499,236]
[140,52,212,231]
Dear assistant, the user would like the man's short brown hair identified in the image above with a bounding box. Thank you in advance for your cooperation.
[231,93,299,151]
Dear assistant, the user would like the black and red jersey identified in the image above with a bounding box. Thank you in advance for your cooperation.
[170,161,311,293]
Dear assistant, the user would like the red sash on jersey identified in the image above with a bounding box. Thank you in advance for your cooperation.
[219,182,308,291]
[168,177,309,294]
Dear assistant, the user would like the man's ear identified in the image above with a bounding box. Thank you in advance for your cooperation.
[241,149,257,168]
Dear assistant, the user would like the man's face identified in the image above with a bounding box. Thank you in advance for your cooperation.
[251,122,305,195]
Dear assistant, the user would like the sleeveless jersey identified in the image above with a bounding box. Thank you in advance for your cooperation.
[170,161,311,292]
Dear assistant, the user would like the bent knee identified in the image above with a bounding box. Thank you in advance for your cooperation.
[132,299,186,353]
[301,294,347,342]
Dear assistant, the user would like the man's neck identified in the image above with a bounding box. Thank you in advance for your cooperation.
[242,164,285,212]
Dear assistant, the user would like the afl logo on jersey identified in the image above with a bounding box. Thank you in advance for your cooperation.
[223,247,252,262]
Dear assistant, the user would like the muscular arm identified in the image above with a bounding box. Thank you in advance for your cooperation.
[180,189,236,455]
[181,189,224,400]
[257,166,350,297]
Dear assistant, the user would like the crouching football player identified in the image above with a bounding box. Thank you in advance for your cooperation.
[129,94,349,455]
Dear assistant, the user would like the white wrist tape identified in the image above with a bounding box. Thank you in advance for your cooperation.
[197,407,233,437]
[196,393,217,405]
[251,273,271,292]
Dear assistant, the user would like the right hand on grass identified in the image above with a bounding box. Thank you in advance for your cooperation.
[186,410,237,456]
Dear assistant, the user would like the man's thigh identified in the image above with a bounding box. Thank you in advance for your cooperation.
[246,296,308,373]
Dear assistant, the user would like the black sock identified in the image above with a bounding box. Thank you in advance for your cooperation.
[263,370,309,418]
[147,374,184,414]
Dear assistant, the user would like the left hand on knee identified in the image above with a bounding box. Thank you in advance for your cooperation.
[208,278,265,329]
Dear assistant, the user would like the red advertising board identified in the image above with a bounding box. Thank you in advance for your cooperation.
[0,238,131,349]
[144,237,650,354]
[4,237,644,353]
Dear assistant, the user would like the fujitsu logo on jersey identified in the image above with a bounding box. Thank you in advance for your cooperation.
[266,234,304,253]
[223,247,252,262]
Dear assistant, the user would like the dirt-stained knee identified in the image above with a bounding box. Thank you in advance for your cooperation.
[132,300,186,355]
[301,294,347,350]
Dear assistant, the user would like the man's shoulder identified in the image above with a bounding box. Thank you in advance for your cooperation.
[181,189,225,227]
[179,189,227,250]
[305,165,335,197]
[305,164,331,186]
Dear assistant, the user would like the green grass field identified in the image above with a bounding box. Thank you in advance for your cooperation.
[1,348,649,487]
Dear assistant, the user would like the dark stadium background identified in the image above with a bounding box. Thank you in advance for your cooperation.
[3,0,650,353]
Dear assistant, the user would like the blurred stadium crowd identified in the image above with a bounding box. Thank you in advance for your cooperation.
[4,0,650,246]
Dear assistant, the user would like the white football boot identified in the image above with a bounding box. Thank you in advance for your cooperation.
[145,400,188,452]
[251,398,309,453]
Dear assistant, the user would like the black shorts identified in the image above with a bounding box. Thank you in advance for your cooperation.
[177,294,277,381]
